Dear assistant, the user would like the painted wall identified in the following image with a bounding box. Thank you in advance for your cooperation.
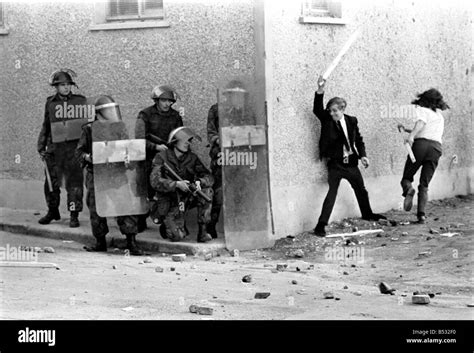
[265,0,473,237]
[0,0,256,185]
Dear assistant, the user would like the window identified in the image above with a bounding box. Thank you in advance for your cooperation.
[107,0,164,21]
[299,0,345,25]
[90,0,169,31]
[0,2,8,35]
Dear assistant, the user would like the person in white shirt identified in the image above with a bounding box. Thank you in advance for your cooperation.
[398,88,449,223]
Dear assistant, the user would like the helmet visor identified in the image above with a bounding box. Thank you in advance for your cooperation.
[96,104,122,122]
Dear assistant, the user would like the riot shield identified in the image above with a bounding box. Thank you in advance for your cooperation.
[218,76,273,250]
[91,118,148,217]
[48,95,92,143]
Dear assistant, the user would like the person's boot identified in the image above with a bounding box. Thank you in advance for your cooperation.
[69,211,80,228]
[417,186,428,224]
[403,186,416,211]
[159,223,168,239]
[197,224,212,243]
[84,236,107,252]
[38,208,61,225]
[137,215,148,233]
[208,209,220,239]
[313,222,326,237]
[126,234,144,256]
[207,222,218,239]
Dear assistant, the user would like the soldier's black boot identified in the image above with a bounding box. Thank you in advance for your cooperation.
[208,208,220,239]
[207,222,218,239]
[69,211,80,228]
[197,224,212,243]
[84,236,107,252]
[126,234,144,256]
[38,208,61,225]
[137,214,148,233]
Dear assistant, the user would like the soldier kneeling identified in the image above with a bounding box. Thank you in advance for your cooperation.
[150,127,214,243]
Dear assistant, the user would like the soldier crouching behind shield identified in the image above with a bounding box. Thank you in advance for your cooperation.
[75,95,144,255]
[150,127,214,243]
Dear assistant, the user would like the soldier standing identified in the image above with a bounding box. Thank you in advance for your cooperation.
[150,127,214,243]
[37,69,85,228]
[76,95,144,255]
[206,103,222,239]
[136,85,183,232]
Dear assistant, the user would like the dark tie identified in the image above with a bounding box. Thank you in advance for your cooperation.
[336,120,351,151]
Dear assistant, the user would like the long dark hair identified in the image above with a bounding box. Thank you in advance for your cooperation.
[412,88,449,111]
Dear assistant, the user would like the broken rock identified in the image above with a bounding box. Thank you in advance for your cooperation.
[189,305,213,315]
[43,247,55,253]
[172,254,186,262]
[254,292,271,299]
[379,282,395,295]
[276,263,288,271]
[289,249,305,258]
[155,266,164,273]
[242,275,252,283]
[144,257,153,263]
[412,295,430,304]
[291,280,298,285]
[323,292,334,299]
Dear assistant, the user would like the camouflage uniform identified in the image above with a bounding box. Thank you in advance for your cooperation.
[150,149,213,242]
[136,104,183,228]
[37,93,85,213]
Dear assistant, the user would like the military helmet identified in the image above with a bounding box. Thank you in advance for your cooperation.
[222,79,248,95]
[151,85,179,102]
[49,69,77,86]
[94,95,122,122]
[168,127,202,145]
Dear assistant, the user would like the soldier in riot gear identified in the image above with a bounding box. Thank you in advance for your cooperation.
[150,127,214,243]
[135,85,183,232]
[76,95,144,255]
[37,69,86,228]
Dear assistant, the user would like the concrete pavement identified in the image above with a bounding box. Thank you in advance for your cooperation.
[0,207,227,257]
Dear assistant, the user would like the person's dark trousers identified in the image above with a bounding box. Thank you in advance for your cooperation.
[400,138,442,217]
[43,141,84,212]
[318,159,373,226]
[137,158,155,231]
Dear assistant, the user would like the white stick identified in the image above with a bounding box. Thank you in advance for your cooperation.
[0,261,60,269]
[326,229,384,238]
[322,29,361,80]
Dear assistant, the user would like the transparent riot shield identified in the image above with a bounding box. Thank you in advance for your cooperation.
[91,118,148,217]
[48,95,92,143]
[217,76,273,250]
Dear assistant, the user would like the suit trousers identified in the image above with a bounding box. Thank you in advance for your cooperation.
[318,160,373,225]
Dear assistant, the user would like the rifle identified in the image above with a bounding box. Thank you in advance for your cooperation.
[162,162,212,203]
[147,133,168,146]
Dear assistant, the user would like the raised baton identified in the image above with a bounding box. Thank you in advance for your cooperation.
[322,29,361,81]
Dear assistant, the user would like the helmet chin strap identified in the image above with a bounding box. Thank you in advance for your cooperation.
[174,145,188,154]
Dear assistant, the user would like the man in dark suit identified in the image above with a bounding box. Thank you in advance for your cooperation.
[313,76,386,237]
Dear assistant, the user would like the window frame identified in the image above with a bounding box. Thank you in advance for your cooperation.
[0,2,9,35]
[299,0,346,25]
[90,0,169,31]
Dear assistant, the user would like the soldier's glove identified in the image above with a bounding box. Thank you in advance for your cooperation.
[156,144,168,152]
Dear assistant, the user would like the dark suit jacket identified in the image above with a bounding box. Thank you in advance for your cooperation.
[313,92,366,161]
